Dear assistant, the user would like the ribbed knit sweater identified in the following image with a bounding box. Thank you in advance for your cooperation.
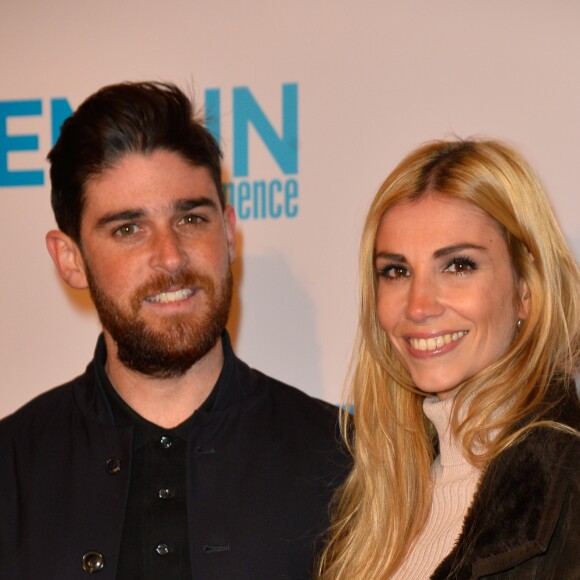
[391,396,482,579]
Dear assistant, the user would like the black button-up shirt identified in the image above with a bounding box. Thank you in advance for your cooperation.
[96,341,218,579]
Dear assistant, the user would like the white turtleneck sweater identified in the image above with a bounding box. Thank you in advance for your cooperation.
[391,396,483,579]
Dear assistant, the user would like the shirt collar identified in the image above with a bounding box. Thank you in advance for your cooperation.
[93,331,237,441]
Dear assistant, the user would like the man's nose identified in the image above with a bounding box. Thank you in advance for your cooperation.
[149,228,188,273]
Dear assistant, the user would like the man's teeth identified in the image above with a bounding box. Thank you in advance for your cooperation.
[409,331,467,352]
[146,289,193,303]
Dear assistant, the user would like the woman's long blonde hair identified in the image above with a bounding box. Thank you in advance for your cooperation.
[318,139,580,579]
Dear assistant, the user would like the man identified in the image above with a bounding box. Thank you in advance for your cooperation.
[0,82,349,579]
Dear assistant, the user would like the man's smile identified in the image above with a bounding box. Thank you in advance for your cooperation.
[145,288,195,304]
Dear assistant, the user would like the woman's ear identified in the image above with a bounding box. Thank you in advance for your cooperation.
[45,230,89,289]
[517,277,531,320]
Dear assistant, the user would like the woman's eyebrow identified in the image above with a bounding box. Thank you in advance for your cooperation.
[375,252,407,263]
[375,244,487,262]
[433,243,486,259]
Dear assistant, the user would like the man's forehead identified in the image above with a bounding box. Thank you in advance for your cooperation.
[81,151,219,216]
[86,150,213,184]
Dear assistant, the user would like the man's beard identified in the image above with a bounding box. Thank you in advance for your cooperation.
[86,266,233,379]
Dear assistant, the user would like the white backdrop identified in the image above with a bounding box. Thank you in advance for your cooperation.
[1,1,579,417]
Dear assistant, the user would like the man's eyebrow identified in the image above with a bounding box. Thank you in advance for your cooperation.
[174,197,219,212]
[94,197,220,229]
[433,243,486,259]
[96,210,145,228]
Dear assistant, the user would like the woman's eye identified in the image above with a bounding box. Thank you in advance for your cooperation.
[378,265,409,279]
[446,257,477,274]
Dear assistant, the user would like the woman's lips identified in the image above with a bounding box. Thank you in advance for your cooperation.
[406,331,468,354]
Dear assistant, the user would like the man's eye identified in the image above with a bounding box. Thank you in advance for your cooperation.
[445,256,477,274]
[114,224,139,237]
[180,214,204,226]
[378,265,409,279]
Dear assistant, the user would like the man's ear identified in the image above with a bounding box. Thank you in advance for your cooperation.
[45,230,89,289]
[224,204,237,264]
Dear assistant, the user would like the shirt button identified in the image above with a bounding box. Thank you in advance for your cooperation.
[81,550,105,573]
[158,488,175,499]
[105,457,122,474]
[156,543,171,556]
[159,436,173,449]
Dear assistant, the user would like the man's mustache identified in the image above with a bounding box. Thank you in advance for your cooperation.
[130,270,214,313]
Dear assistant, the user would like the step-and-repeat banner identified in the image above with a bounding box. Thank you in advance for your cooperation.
[1,1,579,416]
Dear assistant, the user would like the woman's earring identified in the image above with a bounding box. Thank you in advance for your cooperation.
[517,319,523,331]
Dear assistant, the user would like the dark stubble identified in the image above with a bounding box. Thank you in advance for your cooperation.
[86,266,233,378]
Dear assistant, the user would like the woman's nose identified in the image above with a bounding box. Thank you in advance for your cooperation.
[405,275,443,322]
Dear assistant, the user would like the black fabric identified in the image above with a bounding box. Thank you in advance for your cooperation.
[0,333,350,579]
[103,380,191,579]
[431,382,580,579]
[97,336,203,579]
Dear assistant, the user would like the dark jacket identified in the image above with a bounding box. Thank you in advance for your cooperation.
[0,334,349,579]
[433,385,580,579]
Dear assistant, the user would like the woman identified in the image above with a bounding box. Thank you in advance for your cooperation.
[318,140,580,579]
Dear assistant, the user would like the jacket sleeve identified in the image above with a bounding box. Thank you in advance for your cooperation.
[532,441,580,580]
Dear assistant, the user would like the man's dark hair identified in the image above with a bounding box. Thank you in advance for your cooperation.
[48,81,223,243]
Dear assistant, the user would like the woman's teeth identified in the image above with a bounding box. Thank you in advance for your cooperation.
[409,331,467,352]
